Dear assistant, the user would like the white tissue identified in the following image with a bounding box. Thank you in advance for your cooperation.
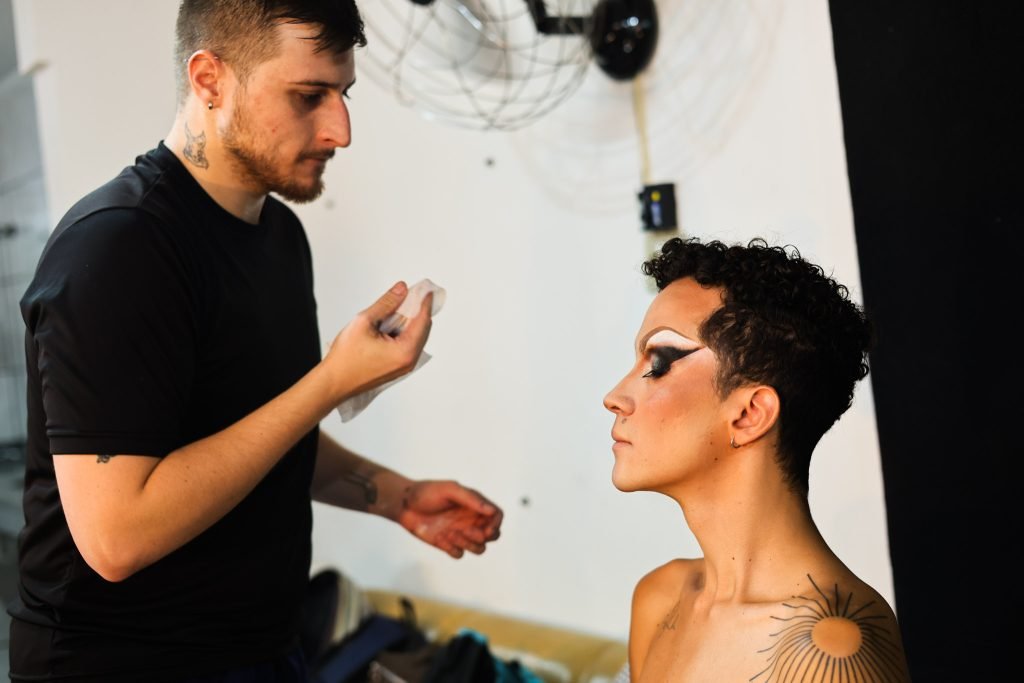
[335,279,445,422]
[378,278,446,336]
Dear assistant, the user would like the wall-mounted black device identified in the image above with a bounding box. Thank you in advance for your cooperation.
[638,183,677,231]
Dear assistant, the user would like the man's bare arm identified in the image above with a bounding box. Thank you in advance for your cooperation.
[54,283,430,582]
[311,431,504,558]
[310,430,412,522]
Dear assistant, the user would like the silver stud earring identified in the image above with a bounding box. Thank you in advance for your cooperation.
[207,101,214,110]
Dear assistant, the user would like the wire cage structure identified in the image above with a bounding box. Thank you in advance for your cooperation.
[358,0,599,130]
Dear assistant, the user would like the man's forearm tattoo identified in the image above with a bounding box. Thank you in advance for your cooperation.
[96,454,115,463]
[343,471,378,506]
[750,574,906,682]
[183,123,209,169]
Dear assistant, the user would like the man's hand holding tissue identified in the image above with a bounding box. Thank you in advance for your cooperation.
[322,281,433,404]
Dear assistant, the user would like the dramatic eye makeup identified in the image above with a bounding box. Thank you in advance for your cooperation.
[640,329,703,379]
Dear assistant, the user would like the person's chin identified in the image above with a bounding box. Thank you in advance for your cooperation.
[274,179,323,204]
[611,465,642,493]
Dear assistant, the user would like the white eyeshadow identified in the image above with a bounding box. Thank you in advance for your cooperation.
[646,329,696,348]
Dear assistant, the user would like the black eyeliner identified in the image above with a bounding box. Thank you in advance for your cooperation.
[643,347,700,378]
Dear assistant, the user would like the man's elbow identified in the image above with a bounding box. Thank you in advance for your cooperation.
[75,534,147,583]
[88,560,137,583]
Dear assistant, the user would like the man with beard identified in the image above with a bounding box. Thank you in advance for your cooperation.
[8,2,503,681]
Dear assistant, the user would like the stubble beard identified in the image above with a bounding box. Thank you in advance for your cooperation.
[221,100,328,204]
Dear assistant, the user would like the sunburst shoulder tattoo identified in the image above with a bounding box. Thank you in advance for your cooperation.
[183,123,209,169]
[750,574,908,682]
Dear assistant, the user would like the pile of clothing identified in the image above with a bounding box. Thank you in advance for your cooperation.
[300,568,544,683]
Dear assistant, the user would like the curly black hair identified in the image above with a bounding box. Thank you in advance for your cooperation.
[643,237,873,495]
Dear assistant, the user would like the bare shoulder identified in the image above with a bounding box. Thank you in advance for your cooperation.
[750,572,911,683]
[629,559,701,680]
[632,558,699,617]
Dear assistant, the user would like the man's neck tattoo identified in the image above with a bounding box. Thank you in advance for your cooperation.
[183,123,209,169]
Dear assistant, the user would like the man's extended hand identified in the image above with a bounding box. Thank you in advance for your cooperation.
[397,481,503,558]
[322,282,433,404]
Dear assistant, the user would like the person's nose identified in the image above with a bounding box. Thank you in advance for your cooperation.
[603,374,635,416]
[321,96,351,149]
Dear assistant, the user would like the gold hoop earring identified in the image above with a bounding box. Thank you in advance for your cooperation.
[730,436,741,449]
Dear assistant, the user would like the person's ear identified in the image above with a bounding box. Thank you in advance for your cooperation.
[728,385,780,449]
[187,49,225,110]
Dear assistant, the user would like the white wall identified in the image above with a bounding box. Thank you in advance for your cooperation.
[14,0,893,641]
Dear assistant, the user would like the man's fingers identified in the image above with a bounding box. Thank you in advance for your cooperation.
[457,527,486,554]
[460,524,488,545]
[445,485,499,516]
[399,291,433,342]
[361,281,408,324]
[444,541,464,559]
[457,534,486,555]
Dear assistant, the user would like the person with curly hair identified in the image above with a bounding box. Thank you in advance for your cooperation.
[604,237,911,682]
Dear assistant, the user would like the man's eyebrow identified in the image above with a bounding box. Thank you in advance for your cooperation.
[289,79,356,90]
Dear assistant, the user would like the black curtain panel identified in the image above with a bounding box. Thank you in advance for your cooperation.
[828,2,1020,680]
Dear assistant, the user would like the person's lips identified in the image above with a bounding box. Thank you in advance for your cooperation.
[611,431,631,447]
[302,151,335,164]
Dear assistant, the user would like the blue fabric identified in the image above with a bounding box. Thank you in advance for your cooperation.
[454,629,545,683]
[311,615,414,683]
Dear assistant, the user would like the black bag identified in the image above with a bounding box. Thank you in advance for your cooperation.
[300,572,537,683]
[421,632,497,683]
[300,569,436,683]
[312,614,430,683]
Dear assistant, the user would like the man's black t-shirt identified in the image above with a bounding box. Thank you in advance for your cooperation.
[8,143,322,682]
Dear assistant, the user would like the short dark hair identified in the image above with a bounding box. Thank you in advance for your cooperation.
[643,237,873,495]
[174,0,367,104]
